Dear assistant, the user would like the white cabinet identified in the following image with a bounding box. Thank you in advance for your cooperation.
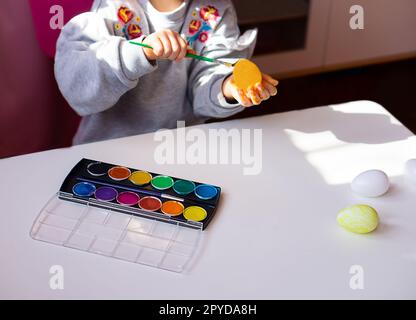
[253,0,332,76]
[253,0,416,77]
[325,0,416,68]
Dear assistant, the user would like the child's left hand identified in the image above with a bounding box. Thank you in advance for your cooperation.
[222,73,279,107]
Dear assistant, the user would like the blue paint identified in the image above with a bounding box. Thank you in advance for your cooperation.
[73,182,96,197]
[194,184,218,200]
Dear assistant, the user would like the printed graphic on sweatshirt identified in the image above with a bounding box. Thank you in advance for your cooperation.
[114,6,143,40]
[186,5,220,47]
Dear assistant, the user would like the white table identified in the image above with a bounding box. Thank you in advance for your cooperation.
[1,101,416,299]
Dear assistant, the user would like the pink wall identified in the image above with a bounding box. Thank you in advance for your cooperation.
[0,0,90,158]
[29,0,93,57]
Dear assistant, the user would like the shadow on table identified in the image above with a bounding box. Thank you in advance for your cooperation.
[280,104,413,145]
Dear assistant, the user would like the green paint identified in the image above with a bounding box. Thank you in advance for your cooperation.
[173,180,195,195]
[151,176,174,190]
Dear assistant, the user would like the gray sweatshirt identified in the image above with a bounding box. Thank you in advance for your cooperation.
[55,0,257,144]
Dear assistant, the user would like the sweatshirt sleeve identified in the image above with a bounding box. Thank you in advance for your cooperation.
[54,11,157,116]
[188,2,257,119]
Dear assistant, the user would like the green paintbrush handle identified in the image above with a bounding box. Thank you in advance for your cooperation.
[129,41,216,63]
[185,52,215,63]
[129,41,153,50]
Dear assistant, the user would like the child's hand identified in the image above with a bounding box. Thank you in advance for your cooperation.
[222,73,279,107]
[142,29,188,62]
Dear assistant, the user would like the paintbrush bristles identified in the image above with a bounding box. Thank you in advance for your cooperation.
[216,60,235,68]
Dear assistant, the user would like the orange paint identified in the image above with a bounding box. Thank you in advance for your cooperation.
[108,166,131,181]
[161,201,184,216]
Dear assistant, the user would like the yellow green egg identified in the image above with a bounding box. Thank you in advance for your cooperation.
[337,205,379,234]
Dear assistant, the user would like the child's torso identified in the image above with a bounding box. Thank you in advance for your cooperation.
[74,0,228,144]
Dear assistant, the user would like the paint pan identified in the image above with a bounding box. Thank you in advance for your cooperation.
[151,175,174,190]
[87,162,109,176]
[194,184,218,200]
[129,171,152,186]
[173,180,196,195]
[95,186,118,202]
[138,196,162,212]
[184,206,207,222]
[161,201,185,216]
[117,191,140,206]
[72,182,96,197]
[108,166,131,181]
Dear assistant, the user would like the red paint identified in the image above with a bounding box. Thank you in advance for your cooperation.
[139,197,162,212]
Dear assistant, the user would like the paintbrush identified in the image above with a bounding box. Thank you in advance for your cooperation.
[129,40,235,68]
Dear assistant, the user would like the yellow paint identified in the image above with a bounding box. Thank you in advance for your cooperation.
[233,59,262,91]
[337,205,379,234]
[184,206,207,222]
[129,171,152,185]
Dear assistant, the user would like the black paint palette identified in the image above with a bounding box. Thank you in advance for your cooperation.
[59,159,221,230]
[30,159,222,273]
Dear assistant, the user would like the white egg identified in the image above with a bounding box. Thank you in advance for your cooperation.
[405,159,416,185]
[351,169,390,197]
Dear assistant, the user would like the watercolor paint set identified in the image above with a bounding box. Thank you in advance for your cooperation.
[31,159,221,273]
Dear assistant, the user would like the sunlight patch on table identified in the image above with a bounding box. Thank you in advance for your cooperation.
[285,129,416,185]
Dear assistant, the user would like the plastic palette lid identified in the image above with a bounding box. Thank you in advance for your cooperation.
[30,193,203,273]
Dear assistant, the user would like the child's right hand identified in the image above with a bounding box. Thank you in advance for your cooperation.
[142,29,188,62]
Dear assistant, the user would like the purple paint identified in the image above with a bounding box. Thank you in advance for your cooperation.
[117,192,140,206]
[95,187,118,202]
